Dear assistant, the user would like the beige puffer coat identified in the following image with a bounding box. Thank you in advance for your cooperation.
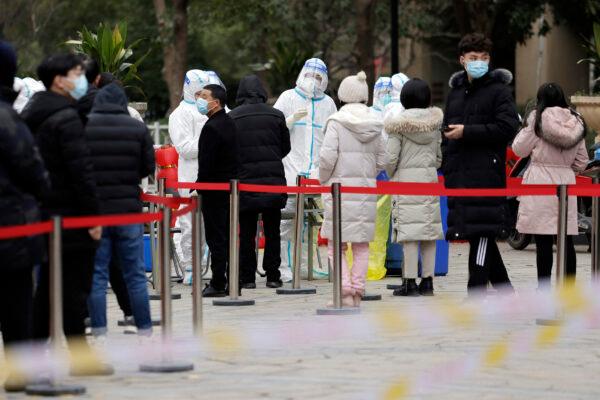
[385,107,444,242]
[319,103,387,242]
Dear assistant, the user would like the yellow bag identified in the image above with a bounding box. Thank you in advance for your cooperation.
[344,195,391,280]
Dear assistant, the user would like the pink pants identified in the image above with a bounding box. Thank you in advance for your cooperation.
[327,242,370,295]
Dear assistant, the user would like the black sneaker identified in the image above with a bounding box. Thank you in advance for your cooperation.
[202,284,227,297]
[393,279,419,297]
[418,277,434,296]
[241,282,257,289]
[266,280,283,288]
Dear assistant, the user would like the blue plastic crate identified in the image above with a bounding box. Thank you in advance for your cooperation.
[143,234,153,272]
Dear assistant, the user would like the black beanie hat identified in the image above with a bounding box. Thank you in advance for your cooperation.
[0,41,17,87]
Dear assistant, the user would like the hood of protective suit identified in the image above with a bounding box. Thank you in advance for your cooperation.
[91,83,129,114]
[236,75,267,105]
[295,58,329,99]
[182,69,209,104]
[372,77,392,111]
[384,106,443,145]
[13,77,45,113]
[327,103,383,143]
[390,72,409,101]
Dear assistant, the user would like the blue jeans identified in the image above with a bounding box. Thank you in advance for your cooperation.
[88,224,152,336]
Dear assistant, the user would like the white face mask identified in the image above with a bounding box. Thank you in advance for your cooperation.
[300,78,316,96]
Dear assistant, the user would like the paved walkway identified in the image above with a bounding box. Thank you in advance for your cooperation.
[2,242,600,399]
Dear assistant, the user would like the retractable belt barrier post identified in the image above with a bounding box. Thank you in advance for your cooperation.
[26,217,86,396]
[149,178,166,300]
[191,196,204,336]
[140,206,194,373]
[317,183,360,315]
[537,184,569,326]
[214,179,255,306]
[277,175,317,295]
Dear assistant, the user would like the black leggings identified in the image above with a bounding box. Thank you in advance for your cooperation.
[534,235,576,283]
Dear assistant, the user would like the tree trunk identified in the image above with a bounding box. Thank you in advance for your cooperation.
[354,0,377,104]
[153,0,188,113]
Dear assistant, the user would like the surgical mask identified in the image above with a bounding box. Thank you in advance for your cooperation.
[465,60,489,79]
[68,75,88,100]
[382,94,392,107]
[196,98,215,115]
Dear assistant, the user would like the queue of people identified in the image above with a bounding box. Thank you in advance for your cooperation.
[0,31,592,392]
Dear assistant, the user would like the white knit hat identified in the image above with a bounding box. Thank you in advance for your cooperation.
[338,71,369,103]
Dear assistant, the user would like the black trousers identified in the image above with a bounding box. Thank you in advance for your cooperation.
[0,268,33,347]
[468,237,513,294]
[239,208,282,283]
[202,193,229,290]
[33,229,97,342]
[534,235,576,284]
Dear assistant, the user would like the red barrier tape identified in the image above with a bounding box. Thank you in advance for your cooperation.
[173,201,196,218]
[0,221,53,240]
[63,212,162,229]
[167,181,230,191]
[141,192,192,207]
[238,183,330,194]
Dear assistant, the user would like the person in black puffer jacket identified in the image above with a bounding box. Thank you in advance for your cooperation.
[21,53,103,361]
[229,75,291,288]
[0,41,51,392]
[84,82,155,339]
[442,34,520,295]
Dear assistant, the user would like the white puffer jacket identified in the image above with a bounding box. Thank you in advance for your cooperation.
[385,107,444,242]
[319,103,387,242]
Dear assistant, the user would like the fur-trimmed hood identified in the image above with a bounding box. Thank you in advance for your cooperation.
[448,68,513,89]
[529,107,586,150]
[384,107,443,145]
[327,103,383,143]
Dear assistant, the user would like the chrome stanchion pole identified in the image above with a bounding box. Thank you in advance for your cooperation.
[192,196,204,336]
[317,183,359,315]
[537,184,568,326]
[278,175,316,295]
[214,179,255,306]
[150,178,166,300]
[26,217,86,396]
[592,177,600,280]
[140,207,194,373]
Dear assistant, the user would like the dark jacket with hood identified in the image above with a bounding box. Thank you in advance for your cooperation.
[0,86,51,270]
[22,90,99,218]
[85,83,155,214]
[442,68,520,240]
[229,75,291,211]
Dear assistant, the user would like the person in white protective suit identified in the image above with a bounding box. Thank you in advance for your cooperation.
[13,77,45,113]
[370,77,393,120]
[168,69,210,284]
[273,58,337,282]
[383,72,410,117]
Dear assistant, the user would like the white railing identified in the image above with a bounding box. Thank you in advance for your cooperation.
[146,121,169,145]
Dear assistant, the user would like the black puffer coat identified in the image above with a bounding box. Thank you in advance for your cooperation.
[22,90,99,218]
[85,83,155,214]
[0,87,50,270]
[229,75,291,211]
[442,69,520,239]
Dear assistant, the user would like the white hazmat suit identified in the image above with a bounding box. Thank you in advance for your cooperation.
[274,58,337,281]
[168,69,210,283]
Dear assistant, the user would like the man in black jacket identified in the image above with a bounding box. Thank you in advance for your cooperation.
[0,41,51,392]
[442,33,520,295]
[197,84,240,297]
[85,83,155,339]
[21,54,103,355]
[229,75,291,289]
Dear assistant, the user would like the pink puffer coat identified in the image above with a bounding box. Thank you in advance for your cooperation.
[512,107,589,235]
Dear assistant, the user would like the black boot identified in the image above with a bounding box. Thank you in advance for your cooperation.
[393,279,419,297]
[418,277,434,296]
[202,284,227,297]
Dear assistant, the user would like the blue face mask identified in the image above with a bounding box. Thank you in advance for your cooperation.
[68,75,88,100]
[465,60,489,79]
[196,98,215,115]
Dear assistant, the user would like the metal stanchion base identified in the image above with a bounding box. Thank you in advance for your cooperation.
[149,291,181,301]
[386,284,401,290]
[276,286,317,295]
[213,298,255,306]
[316,307,361,315]
[361,292,382,301]
[26,383,86,396]
[139,360,194,373]
[117,319,161,327]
